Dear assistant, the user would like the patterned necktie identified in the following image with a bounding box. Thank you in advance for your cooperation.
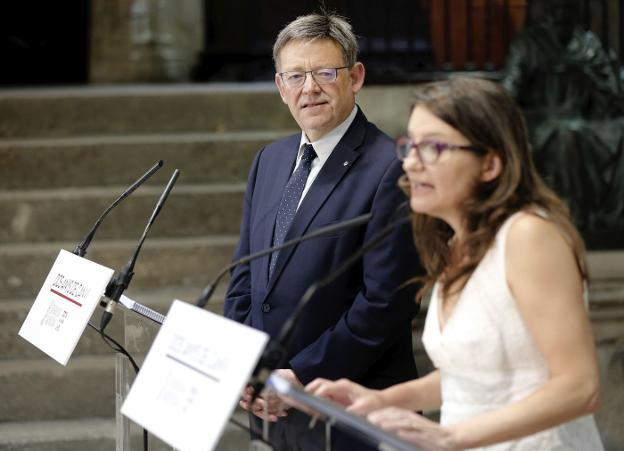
[269,143,317,279]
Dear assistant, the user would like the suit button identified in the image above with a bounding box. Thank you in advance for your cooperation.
[262,303,271,313]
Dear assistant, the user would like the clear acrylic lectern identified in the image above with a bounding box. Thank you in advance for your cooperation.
[115,304,174,451]
[256,373,420,451]
[115,303,416,451]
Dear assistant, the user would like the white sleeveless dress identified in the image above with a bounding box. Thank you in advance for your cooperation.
[421,212,604,450]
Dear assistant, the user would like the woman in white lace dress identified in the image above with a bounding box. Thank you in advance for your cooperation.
[307,77,604,450]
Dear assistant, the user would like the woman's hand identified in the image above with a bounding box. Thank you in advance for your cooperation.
[306,378,387,415]
[368,407,458,451]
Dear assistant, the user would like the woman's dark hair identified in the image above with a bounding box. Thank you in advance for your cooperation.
[401,77,587,301]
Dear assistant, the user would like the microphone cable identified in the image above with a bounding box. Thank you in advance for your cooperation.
[86,319,146,451]
[86,318,272,450]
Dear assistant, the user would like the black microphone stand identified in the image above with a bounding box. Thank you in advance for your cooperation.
[249,214,412,400]
[195,212,373,309]
[100,169,180,333]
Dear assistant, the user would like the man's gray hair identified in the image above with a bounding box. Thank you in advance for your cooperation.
[272,11,358,71]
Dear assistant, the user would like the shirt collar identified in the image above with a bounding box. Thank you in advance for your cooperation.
[298,105,358,164]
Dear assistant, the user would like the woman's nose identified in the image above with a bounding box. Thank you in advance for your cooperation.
[402,151,424,173]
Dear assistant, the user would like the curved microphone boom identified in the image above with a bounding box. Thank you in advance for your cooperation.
[74,160,163,257]
[100,169,180,332]
[248,212,412,399]
[195,212,374,309]
[280,214,410,354]
[117,213,373,327]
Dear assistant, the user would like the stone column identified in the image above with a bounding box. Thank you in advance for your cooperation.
[90,0,203,83]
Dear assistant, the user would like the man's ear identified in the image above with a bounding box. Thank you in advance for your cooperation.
[275,73,288,104]
[349,62,365,94]
[481,152,502,182]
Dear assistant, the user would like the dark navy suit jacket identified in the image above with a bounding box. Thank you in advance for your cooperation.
[224,108,421,389]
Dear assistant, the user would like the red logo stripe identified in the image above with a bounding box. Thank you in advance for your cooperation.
[50,288,83,307]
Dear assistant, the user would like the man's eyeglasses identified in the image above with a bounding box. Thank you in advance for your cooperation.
[278,67,348,88]
[395,137,485,164]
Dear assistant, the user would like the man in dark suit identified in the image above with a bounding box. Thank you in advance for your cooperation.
[224,11,421,450]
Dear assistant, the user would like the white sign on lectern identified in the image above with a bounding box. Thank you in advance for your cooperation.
[18,249,115,365]
[121,299,269,451]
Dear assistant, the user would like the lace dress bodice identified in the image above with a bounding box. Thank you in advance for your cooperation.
[421,213,604,450]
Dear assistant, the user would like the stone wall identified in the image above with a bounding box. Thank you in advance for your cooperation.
[90,0,204,83]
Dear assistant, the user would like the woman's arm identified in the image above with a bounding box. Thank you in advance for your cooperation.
[366,214,600,451]
[447,214,600,448]
[375,369,442,413]
[307,369,442,415]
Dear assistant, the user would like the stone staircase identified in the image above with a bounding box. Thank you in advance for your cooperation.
[0,83,300,450]
[0,82,421,450]
[0,83,622,450]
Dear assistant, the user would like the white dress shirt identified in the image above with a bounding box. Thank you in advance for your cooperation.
[293,105,358,209]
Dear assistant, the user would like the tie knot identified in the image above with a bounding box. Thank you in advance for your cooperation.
[301,144,317,164]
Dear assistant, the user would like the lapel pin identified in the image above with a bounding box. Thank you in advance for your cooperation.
[343,161,349,166]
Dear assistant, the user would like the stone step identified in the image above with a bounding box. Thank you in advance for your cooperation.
[2,243,621,321]
[0,83,297,138]
[1,331,256,449]
[0,418,115,451]
[587,250,624,281]
[0,130,288,190]
[0,183,245,244]
[2,285,621,443]
[0,414,252,451]
[0,355,115,421]
[6,270,621,361]
[0,235,238,300]
[2,240,620,308]
[1,286,228,360]
[0,84,412,139]
[5,301,122,360]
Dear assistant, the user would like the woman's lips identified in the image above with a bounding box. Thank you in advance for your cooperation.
[411,182,434,194]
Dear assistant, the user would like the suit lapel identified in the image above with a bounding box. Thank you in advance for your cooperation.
[258,135,300,286]
[265,109,368,295]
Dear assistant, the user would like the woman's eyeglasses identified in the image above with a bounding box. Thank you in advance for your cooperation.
[395,137,485,164]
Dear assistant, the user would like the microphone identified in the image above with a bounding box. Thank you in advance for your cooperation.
[118,294,166,325]
[248,211,412,400]
[112,213,373,327]
[195,212,373,309]
[100,169,180,332]
[73,160,163,257]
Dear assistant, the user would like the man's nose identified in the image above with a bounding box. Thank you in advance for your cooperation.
[302,72,321,93]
